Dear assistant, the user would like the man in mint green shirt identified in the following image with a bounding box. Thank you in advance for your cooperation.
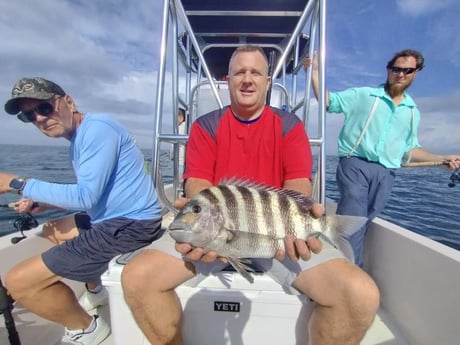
[306,49,460,266]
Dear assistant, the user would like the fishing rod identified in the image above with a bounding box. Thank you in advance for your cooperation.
[400,161,449,168]
[0,276,21,345]
[0,203,16,209]
[401,160,460,187]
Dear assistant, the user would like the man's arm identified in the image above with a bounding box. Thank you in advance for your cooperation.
[283,177,312,196]
[408,148,460,170]
[304,51,330,108]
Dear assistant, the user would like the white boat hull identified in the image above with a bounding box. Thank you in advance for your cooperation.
[1,200,459,345]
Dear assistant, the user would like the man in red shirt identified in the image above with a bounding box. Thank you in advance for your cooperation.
[185,104,312,188]
[122,45,380,345]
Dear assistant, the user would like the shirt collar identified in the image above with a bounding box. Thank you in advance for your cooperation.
[372,84,417,107]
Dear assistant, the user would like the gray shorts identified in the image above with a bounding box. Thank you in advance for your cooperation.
[150,231,346,295]
[42,216,163,285]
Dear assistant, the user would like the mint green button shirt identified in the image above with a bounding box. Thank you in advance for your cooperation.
[328,85,421,168]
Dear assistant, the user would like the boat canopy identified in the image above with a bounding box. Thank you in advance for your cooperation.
[178,0,312,79]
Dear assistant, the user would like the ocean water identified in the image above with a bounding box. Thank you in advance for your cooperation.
[1,144,459,251]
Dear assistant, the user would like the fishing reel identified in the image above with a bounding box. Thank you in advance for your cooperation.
[448,168,460,188]
[10,213,38,244]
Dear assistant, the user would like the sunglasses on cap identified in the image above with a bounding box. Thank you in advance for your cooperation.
[389,66,417,75]
[18,99,58,123]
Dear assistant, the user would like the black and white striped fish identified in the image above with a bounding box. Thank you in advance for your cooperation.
[168,180,366,282]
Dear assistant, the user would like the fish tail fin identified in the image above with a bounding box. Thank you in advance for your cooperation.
[227,258,255,283]
[322,214,368,264]
[326,214,368,237]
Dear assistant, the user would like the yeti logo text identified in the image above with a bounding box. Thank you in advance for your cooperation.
[214,301,240,312]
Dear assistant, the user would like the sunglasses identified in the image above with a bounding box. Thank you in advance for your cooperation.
[18,101,56,123]
[389,66,417,75]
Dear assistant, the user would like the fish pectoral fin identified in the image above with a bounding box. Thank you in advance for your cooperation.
[311,231,355,265]
[224,228,274,244]
[227,257,255,284]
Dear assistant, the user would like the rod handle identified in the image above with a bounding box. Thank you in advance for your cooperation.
[401,161,450,168]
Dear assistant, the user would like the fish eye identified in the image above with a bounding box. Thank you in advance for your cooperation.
[192,204,201,213]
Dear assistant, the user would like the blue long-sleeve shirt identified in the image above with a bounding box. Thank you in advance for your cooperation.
[23,113,162,223]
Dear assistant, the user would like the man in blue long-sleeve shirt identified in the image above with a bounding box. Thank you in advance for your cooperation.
[0,77,163,345]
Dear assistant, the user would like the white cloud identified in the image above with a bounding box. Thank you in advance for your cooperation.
[415,90,460,154]
[396,0,458,16]
[0,0,164,149]
[1,0,459,157]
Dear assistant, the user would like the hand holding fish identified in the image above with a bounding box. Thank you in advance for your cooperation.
[278,235,320,261]
[174,201,324,264]
[168,182,366,282]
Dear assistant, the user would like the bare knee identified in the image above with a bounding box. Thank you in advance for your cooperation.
[122,250,176,300]
[342,268,380,326]
[123,250,162,289]
[121,249,195,304]
[122,252,148,298]
[4,266,31,300]
[307,265,380,344]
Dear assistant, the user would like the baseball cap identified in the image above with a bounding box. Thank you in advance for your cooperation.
[4,77,66,115]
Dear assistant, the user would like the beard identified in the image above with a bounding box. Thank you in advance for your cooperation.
[385,78,413,97]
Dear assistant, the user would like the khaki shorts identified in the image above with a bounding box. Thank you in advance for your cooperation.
[149,231,346,295]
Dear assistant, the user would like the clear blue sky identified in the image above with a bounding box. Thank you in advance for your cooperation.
[0,0,459,155]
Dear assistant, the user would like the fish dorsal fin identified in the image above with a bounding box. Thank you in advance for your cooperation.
[217,177,276,191]
[277,189,315,210]
[217,177,314,210]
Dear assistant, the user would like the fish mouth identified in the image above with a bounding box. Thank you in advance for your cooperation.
[168,221,194,243]
[168,220,192,232]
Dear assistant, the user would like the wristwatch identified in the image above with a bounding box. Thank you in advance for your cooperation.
[9,178,27,194]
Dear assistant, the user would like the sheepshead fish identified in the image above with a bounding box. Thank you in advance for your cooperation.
[168,181,366,283]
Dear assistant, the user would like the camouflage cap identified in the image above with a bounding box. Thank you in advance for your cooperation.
[4,77,66,115]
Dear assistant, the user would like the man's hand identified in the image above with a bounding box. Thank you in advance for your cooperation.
[175,243,227,263]
[173,197,189,209]
[303,51,318,72]
[13,198,43,214]
[443,155,460,170]
[275,203,324,262]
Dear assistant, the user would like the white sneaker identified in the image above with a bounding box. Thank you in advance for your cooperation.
[78,286,109,312]
[62,315,110,345]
